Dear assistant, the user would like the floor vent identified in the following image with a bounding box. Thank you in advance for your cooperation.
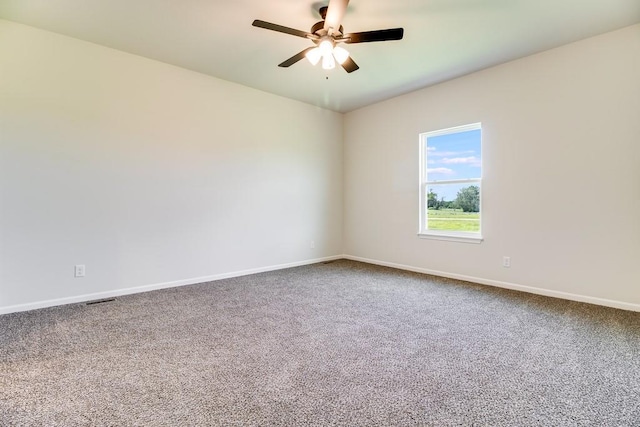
[323,260,336,265]
[86,298,116,306]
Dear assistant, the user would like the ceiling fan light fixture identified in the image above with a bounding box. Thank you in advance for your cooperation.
[305,47,322,66]
[322,53,336,70]
[333,46,350,65]
[319,39,334,56]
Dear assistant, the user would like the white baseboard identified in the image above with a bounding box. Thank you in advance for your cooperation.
[343,255,640,313]
[4,254,638,315]
[0,255,343,315]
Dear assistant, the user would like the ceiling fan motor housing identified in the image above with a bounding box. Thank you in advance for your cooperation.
[311,20,343,38]
[311,21,324,35]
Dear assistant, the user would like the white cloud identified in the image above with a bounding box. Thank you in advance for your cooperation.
[427,167,454,175]
[426,146,436,151]
[428,150,474,157]
[440,156,479,165]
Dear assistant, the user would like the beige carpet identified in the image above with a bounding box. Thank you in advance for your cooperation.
[1,260,639,426]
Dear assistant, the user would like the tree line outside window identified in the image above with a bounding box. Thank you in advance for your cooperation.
[427,185,479,213]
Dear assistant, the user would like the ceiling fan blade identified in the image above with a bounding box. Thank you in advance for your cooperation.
[324,0,349,33]
[340,57,359,73]
[278,47,315,68]
[345,28,404,44]
[252,20,311,39]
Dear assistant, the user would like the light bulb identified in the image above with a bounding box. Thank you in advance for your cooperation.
[305,47,321,66]
[333,46,350,65]
[319,39,333,56]
[322,53,335,70]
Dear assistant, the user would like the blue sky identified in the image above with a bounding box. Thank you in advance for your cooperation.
[426,129,481,201]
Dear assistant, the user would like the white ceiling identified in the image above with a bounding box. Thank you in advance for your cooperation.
[1,0,639,112]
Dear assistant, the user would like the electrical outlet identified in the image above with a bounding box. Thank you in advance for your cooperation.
[310,241,315,249]
[502,256,511,268]
[74,264,86,277]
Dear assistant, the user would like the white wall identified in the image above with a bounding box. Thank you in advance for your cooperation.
[344,25,640,309]
[0,20,343,312]
[2,20,638,314]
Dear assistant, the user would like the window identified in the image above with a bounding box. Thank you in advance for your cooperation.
[419,123,482,243]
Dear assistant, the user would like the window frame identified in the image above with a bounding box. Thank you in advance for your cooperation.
[418,123,483,243]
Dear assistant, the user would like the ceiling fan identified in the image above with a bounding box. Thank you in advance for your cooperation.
[252,0,404,73]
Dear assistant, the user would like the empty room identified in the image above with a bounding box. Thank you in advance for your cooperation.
[1,0,639,425]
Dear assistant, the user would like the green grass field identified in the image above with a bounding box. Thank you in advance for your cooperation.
[427,208,480,232]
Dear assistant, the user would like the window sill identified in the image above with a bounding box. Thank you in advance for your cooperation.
[418,232,483,244]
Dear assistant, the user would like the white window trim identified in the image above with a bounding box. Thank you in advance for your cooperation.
[418,123,483,243]
[417,230,484,244]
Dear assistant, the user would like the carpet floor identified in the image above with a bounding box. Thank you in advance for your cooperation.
[1,260,639,426]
